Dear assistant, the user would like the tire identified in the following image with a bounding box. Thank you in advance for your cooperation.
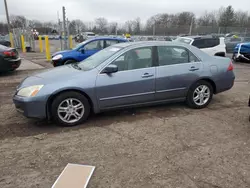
[51,91,90,126]
[64,59,76,65]
[232,54,239,62]
[186,80,213,109]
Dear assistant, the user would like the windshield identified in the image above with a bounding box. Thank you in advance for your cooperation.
[78,46,122,70]
[175,37,192,44]
[73,41,88,50]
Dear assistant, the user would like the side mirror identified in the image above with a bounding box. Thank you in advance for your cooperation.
[102,64,118,74]
[80,48,85,53]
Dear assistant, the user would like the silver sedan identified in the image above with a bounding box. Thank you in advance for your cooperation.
[13,41,235,126]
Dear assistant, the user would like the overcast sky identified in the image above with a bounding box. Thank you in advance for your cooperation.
[0,0,249,23]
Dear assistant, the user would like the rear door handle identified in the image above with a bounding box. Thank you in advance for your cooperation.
[189,66,199,71]
[141,73,154,78]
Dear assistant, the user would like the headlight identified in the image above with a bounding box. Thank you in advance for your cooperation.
[17,85,44,97]
[52,54,63,61]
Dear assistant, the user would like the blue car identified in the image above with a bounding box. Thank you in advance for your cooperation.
[52,37,128,66]
[233,42,250,62]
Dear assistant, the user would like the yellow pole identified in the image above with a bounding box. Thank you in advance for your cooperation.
[9,32,14,48]
[38,36,43,52]
[45,36,51,61]
[69,35,73,49]
[21,35,26,53]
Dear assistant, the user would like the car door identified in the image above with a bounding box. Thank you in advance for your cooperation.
[155,46,202,101]
[78,40,104,61]
[96,46,156,109]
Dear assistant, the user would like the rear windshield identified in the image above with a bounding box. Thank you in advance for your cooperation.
[175,38,192,44]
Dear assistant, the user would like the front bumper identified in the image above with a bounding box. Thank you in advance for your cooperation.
[0,58,21,72]
[51,59,63,67]
[13,95,47,119]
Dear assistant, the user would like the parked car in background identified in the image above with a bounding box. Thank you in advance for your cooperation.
[232,42,250,62]
[52,37,128,66]
[75,32,96,43]
[0,36,11,47]
[13,41,235,126]
[175,36,226,57]
[225,37,250,53]
[0,44,21,72]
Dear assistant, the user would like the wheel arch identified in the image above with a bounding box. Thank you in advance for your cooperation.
[63,57,78,64]
[190,77,217,94]
[46,88,94,120]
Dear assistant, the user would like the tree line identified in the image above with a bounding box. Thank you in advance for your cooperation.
[0,5,250,36]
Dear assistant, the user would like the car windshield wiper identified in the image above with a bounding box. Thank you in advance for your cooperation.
[71,63,82,70]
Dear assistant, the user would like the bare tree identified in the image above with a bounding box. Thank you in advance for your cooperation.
[95,17,108,34]
[235,11,248,27]
[132,17,141,35]
[10,15,27,28]
[219,5,235,32]
[0,22,8,34]
[108,22,118,34]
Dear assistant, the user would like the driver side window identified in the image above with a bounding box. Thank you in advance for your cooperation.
[84,40,104,50]
[110,47,153,72]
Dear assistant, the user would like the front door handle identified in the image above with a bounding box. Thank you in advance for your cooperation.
[189,66,199,71]
[142,73,154,78]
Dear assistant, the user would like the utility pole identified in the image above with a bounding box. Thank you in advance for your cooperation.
[189,17,194,36]
[67,18,70,49]
[57,11,63,50]
[4,0,11,33]
[62,6,67,50]
[153,20,156,36]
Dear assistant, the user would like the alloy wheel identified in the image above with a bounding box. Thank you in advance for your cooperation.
[57,98,85,123]
[193,85,211,106]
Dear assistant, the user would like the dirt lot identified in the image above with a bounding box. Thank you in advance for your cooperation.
[1,62,250,188]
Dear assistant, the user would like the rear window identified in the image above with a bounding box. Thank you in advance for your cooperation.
[192,38,219,49]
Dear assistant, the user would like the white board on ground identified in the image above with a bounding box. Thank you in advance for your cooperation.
[52,163,95,188]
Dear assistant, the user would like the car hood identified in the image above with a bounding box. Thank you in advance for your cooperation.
[18,65,84,88]
[52,50,72,56]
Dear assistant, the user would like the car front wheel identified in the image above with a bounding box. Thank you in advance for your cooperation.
[187,81,213,109]
[51,91,90,126]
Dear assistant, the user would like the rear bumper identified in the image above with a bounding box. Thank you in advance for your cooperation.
[215,72,235,94]
[0,58,21,72]
[13,95,47,119]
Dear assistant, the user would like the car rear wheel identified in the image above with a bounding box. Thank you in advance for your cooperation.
[51,91,90,126]
[186,81,213,109]
[64,59,76,65]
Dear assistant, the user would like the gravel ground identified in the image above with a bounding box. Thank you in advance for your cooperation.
[0,62,250,188]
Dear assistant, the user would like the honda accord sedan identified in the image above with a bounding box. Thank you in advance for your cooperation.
[13,41,235,126]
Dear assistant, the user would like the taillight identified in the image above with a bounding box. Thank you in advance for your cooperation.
[3,51,15,57]
[227,61,234,71]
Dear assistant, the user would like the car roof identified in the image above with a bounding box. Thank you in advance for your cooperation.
[181,35,220,40]
[89,36,128,41]
[113,41,189,48]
